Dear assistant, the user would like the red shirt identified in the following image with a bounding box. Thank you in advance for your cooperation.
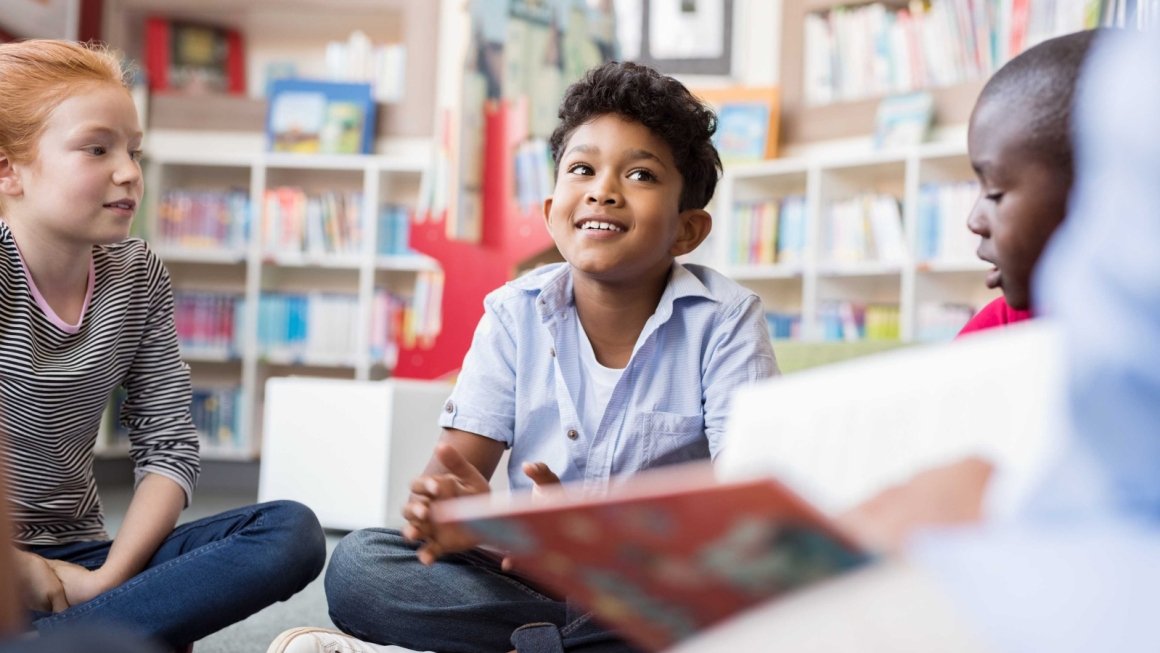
[957,296,1034,338]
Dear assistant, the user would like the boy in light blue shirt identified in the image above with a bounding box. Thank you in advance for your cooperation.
[320,61,778,653]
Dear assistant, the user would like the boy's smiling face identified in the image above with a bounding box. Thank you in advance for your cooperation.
[543,113,709,286]
[966,97,1071,310]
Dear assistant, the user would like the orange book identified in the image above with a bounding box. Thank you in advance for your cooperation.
[433,462,869,652]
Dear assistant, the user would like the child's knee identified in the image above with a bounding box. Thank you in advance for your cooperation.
[325,529,413,608]
[261,500,326,580]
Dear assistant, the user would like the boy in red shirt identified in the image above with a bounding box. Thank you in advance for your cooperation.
[848,30,1103,551]
[957,30,1097,336]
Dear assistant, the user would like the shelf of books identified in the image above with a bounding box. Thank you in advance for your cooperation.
[779,0,1115,146]
[711,140,998,344]
[96,152,434,461]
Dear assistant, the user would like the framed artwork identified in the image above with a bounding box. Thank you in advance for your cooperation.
[266,80,377,155]
[145,17,246,95]
[0,0,79,40]
[620,0,734,76]
[694,85,780,162]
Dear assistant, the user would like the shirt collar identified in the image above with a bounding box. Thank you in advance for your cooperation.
[511,261,717,323]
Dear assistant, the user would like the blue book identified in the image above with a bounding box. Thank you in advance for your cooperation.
[267,79,376,155]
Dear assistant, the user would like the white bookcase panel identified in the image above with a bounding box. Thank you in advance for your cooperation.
[713,140,1000,344]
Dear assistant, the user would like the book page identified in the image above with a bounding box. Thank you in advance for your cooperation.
[719,321,1065,518]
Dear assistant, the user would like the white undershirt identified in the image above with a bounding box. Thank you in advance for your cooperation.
[576,317,625,439]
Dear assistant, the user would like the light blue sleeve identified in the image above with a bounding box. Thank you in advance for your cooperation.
[702,294,779,459]
[1029,32,1160,520]
[436,296,518,446]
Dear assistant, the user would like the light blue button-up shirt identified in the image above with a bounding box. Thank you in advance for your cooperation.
[438,261,778,491]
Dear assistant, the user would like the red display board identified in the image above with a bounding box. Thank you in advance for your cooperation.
[394,98,556,379]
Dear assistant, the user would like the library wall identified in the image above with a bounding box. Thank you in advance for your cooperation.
[87,0,1114,462]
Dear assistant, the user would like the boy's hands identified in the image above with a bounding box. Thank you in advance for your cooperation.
[522,461,561,499]
[402,441,566,568]
[13,550,68,613]
[403,443,492,565]
[496,462,563,572]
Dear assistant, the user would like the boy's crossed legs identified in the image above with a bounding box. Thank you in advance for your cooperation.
[325,529,639,653]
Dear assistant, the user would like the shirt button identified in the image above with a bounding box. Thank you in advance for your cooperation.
[550,347,556,357]
[566,429,579,440]
[444,401,455,413]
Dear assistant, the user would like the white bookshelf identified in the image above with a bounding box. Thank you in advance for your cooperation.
[709,140,999,343]
[97,150,433,461]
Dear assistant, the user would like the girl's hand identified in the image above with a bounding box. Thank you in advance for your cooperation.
[13,550,68,613]
[45,559,115,607]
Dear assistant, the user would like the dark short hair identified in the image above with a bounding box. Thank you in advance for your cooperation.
[548,61,721,211]
[977,30,1102,183]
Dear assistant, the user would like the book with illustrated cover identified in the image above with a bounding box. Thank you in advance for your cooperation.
[266,80,376,155]
[432,463,869,652]
[693,86,780,162]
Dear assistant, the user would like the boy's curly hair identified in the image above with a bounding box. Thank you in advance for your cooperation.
[549,61,721,211]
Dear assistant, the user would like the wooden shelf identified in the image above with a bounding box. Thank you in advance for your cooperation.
[782,80,986,146]
[148,92,431,139]
[105,0,438,139]
[778,1,987,146]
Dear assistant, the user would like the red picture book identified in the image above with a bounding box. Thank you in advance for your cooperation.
[433,463,870,652]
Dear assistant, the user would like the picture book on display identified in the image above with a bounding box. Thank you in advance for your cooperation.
[433,463,869,652]
[266,79,376,155]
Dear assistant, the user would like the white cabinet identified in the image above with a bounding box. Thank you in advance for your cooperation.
[259,376,511,530]
[258,377,451,531]
[707,141,998,343]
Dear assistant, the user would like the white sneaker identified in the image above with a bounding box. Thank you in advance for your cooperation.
[266,627,405,653]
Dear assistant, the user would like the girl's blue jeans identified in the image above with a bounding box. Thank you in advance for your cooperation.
[27,500,326,648]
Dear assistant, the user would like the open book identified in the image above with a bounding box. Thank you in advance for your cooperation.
[432,462,869,652]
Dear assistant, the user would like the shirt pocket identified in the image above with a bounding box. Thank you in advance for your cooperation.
[634,410,708,468]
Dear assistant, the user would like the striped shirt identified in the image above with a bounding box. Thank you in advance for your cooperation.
[0,221,199,546]
[439,261,778,492]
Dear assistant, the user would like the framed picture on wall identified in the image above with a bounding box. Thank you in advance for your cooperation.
[617,0,734,76]
[144,17,246,95]
[0,0,79,40]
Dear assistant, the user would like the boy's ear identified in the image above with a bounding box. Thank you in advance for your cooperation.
[670,208,712,257]
[542,196,553,226]
[0,153,23,198]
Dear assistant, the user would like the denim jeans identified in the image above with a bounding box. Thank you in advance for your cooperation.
[28,500,326,648]
[325,528,641,653]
